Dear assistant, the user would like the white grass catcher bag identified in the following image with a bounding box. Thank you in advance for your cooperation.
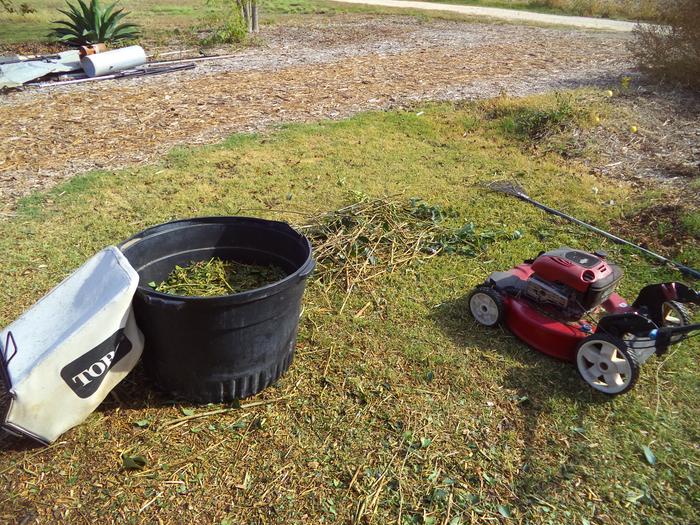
[0,247,144,444]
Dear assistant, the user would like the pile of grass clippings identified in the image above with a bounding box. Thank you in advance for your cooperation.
[299,194,517,293]
[150,257,287,297]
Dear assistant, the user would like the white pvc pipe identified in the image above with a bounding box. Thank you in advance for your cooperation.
[81,45,147,77]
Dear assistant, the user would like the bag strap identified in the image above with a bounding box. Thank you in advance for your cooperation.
[0,331,17,395]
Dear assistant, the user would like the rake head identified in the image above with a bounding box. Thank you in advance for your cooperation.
[486,180,529,198]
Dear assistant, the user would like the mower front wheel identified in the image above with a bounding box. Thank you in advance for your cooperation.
[468,286,504,327]
[575,334,640,396]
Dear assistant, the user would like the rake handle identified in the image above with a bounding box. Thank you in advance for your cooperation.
[515,193,700,281]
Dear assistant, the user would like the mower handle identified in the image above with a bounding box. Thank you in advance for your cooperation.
[650,323,700,338]
[649,323,700,351]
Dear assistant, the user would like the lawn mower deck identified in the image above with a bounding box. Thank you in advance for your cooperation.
[469,248,700,395]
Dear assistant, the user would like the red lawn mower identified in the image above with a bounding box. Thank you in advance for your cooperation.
[468,248,700,395]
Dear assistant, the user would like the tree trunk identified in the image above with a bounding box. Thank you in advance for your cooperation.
[251,0,259,32]
[239,0,249,31]
[246,0,253,32]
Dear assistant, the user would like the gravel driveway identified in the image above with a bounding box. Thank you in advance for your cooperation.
[331,0,639,31]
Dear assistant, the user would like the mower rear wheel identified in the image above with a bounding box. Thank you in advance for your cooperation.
[576,334,640,395]
[468,286,504,327]
[661,301,692,343]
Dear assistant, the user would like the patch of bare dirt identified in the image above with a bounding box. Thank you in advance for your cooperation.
[0,14,633,214]
[612,201,698,256]
[579,87,700,260]
[590,87,700,199]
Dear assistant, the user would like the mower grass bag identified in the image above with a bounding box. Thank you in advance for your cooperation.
[0,247,143,444]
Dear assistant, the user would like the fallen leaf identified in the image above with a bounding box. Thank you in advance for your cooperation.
[642,445,656,466]
[497,504,512,518]
[122,454,147,471]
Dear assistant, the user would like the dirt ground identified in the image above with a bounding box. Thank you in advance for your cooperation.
[593,88,700,186]
[0,14,636,213]
[589,86,700,251]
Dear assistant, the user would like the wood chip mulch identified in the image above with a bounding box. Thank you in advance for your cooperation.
[0,15,633,214]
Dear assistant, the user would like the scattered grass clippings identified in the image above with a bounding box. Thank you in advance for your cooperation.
[300,195,519,292]
[151,257,287,297]
[0,95,697,525]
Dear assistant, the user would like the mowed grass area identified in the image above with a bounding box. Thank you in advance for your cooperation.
[0,0,557,48]
[1,0,460,47]
[0,91,698,524]
[0,0,204,44]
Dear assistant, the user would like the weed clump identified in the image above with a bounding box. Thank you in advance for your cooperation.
[511,101,576,140]
[483,93,590,148]
[151,257,287,297]
[0,0,35,14]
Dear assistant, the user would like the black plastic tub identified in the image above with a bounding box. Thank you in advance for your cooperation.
[120,217,314,403]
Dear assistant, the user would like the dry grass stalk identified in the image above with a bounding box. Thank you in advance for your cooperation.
[159,394,294,430]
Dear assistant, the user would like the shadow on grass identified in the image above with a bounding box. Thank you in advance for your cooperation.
[0,362,173,452]
[99,362,175,412]
[430,293,600,400]
[430,292,612,507]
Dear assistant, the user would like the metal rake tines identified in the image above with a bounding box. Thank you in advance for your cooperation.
[486,179,528,198]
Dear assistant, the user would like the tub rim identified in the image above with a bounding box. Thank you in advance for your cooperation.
[119,216,315,305]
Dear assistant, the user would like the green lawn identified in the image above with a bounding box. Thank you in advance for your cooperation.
[3,0,517,48]
[0,0,209,45]
[0,0,423,46]
[1,0,393,46]
[0,91,697,524]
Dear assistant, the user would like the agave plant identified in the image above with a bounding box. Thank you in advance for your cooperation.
[49,0,139,46]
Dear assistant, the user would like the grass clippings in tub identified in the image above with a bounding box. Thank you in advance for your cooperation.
[150,257,287,297]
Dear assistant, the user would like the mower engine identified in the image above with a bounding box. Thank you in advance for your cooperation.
[468,247,700,396]
[522,248,624,321]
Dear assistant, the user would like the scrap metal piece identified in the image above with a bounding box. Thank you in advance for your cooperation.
[80,45,146,77]
[0,50,81,88]
[78,43,107,57]
[33,63,195,88]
